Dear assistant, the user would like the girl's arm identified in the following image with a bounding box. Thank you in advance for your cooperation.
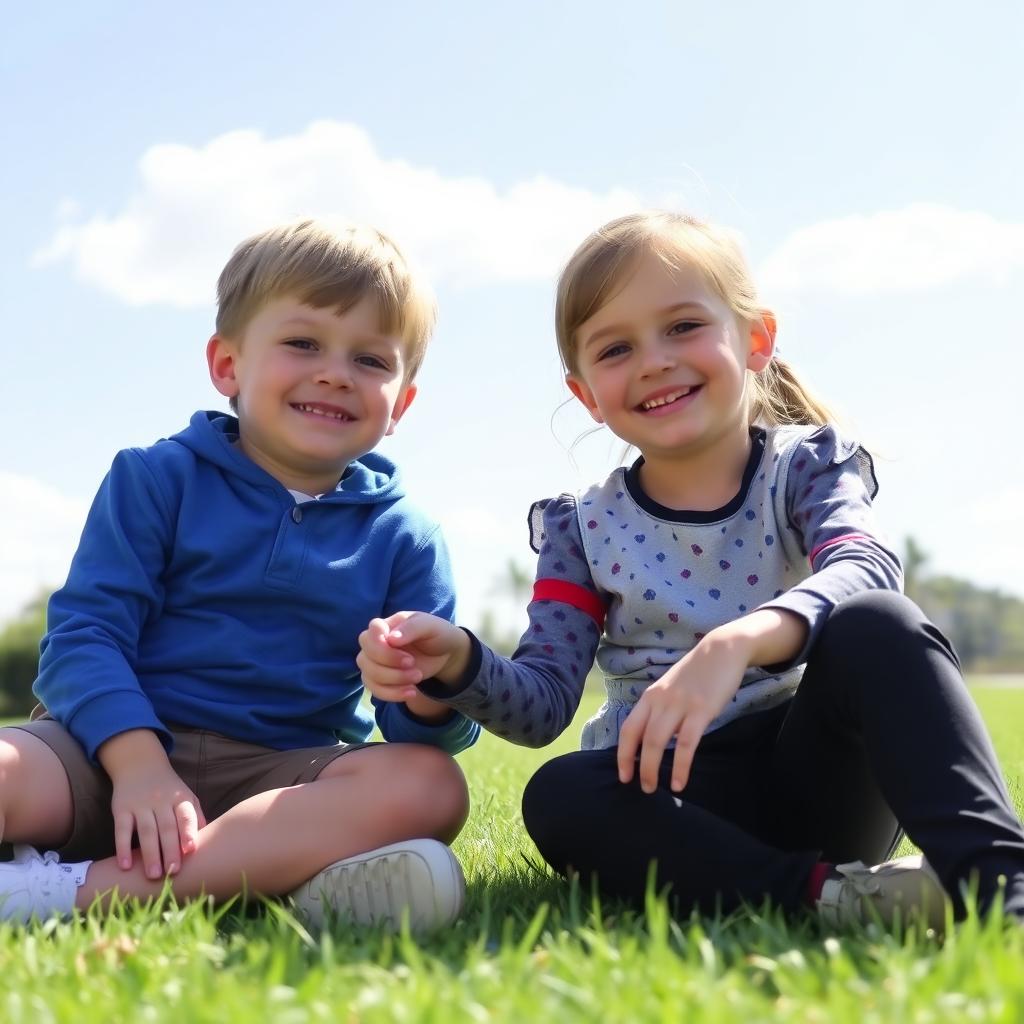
[359,495,601,748]
[620,427,898,793]
[756,425,902,668]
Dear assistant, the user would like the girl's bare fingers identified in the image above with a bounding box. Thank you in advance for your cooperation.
[617,703,650,783]
[638,719,674,793]
[670,717,706,792]
[359,625,414,667]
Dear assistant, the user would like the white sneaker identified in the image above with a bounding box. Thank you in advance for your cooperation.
[0,845,89,923]
[287,839,465,931]
[816,854,947,931]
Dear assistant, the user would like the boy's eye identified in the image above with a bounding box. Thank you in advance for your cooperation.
[356,354,391,371]
[285,338,317,350]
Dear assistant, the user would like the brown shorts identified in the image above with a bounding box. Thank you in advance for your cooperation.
[8,718,373,862]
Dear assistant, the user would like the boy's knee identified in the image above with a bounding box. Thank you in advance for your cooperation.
[376,744,469,841]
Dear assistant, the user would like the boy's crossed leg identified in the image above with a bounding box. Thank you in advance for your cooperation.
[0,726,468,927]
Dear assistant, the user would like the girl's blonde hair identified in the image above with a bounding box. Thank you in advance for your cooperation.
[555,211,833,427]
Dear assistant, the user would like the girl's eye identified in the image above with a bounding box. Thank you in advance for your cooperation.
[668,320,701,336]
[285,338,317,350]
[596,342,630,362]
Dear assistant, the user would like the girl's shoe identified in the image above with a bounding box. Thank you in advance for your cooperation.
[287,838,465,931]
[816,854,947,931]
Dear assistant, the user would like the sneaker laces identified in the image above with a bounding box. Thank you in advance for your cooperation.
[835,861,882,897]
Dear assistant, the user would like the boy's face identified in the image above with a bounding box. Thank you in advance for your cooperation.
[207,295,417,494]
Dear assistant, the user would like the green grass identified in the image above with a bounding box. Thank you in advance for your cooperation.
[3,685,1024,1023]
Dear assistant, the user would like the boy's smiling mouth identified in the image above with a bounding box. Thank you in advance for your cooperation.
[637,385,701,413]
[291,402,356,422]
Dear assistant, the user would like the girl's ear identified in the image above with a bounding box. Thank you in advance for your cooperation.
[566,374,604,424]
[207,335,241,399]
[746,311,777,373]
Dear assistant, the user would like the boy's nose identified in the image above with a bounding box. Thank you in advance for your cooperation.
[316,360,354,389]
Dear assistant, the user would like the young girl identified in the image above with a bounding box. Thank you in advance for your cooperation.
[358,211,1024,928]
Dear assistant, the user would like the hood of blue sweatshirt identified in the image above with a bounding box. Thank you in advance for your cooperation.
[169,410,405,505]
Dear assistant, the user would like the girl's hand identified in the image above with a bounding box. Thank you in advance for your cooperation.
[617,632,751,794]
[617,608,807,794]
[357,612,471,703]
[98,729,207,879]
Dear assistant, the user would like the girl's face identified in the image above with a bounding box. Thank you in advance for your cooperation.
[566,250,773,462]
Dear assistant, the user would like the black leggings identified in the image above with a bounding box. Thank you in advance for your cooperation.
[522,591,1024,918]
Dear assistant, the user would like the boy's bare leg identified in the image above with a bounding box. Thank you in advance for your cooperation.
[76,742,469,908]
[0,730,76,849]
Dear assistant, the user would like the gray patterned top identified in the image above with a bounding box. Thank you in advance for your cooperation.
[421,425,902,749]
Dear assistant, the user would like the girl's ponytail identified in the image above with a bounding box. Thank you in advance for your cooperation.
[749,356,835,428]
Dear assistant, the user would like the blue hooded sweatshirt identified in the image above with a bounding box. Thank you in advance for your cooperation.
[35,411,479,760]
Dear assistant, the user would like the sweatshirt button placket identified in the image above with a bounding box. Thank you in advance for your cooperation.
[291,507,303,524]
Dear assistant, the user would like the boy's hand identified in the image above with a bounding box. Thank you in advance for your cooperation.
[357,612,471,703]
[98,729,207,878]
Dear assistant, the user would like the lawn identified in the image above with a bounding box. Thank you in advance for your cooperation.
[2,685,1023,1023]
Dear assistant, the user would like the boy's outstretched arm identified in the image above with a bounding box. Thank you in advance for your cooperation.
[358,612,471,700]
[369,525,479,752]
[360,497,605,749]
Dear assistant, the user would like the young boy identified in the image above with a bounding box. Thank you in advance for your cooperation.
[0,220,478,928]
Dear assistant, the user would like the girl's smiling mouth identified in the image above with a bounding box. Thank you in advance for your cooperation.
[637,385,702,413]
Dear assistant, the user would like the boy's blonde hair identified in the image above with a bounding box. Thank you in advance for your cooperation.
[555,211,833,427]
[217,219,436,380]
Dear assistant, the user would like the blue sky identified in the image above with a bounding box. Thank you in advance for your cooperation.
[3,0,1023,629]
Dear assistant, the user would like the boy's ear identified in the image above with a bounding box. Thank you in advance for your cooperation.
[384,383,418,436]
[566,374,604,424]
[746,311,777,373]
[207,334,241,400]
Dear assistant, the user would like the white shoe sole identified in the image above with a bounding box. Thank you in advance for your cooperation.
[287,839,465,931]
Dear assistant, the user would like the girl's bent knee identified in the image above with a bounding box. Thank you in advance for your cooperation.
[822,590,927,648]
[522,753,611,854]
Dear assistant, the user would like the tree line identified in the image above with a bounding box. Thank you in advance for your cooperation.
[3,540,1023,716]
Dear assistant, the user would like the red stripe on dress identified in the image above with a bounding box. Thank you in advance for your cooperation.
[532,579,607,627]
[809,533,875,567]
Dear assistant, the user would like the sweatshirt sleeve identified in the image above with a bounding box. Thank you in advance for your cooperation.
[417,495,601,748]
[34,449,174,761]
[372,522,480,753]
[757,425,903,666]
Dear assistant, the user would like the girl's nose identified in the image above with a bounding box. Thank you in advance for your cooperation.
[638,341,675,376]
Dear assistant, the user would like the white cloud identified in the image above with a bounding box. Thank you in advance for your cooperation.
[759,203,1024,294]
[0,474,88,625]
[34,121,642,304]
